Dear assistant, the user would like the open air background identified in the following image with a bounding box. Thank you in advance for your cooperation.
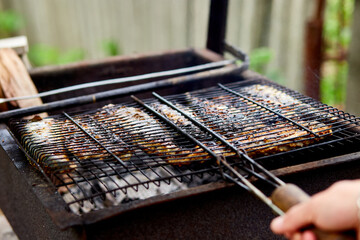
[0,0,358,114]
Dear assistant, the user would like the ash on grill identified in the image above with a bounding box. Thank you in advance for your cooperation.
[9,80,359,215]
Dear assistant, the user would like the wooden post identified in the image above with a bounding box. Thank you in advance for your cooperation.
[346,0,360,116]
[304,0,326,100]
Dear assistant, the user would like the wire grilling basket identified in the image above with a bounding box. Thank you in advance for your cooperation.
[9,78,360,239]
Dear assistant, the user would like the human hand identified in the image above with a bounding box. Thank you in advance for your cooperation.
[270,180,360,240]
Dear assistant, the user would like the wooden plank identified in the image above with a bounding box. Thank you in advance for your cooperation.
[226,0,243,48]
[227,0,272,51]
[190,0,209,49]
[0,36,28,55]
[287,0,314,93]
[266,0,315,92]
[169,0,187,49]
[0,48,43,109]
[239,0,261,52]
[267,0,292,86]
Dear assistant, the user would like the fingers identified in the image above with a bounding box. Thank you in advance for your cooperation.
[302,230,316,240]
[271,215,317,240]
[271,180,360,239]
[271,201,314,234]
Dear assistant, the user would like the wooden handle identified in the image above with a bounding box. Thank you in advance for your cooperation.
[271,184,356,240]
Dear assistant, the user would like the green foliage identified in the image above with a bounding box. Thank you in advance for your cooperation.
[321,0,354,107]
[321,62,348,106]
[265,70,285,85]
[0,10,23,37]
[0,9,85,67]
[324,0,354,49]
[29,39,122,67]
[248,47,284,84]
[28,44,85,67]
[57,49,86,65]
[102,40,121,56]
[249,47,273,73]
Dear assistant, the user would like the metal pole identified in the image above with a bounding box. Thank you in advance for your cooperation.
[206,0,229,55]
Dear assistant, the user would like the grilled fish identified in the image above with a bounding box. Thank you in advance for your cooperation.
[179,88,332,161]
[20,117,77,173]
[63,115,132,164]
[96,104,212,164]
[17,83,334,169]
[150,102,235,159]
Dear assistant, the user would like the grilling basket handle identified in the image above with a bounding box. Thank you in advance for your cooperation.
[270,184,356,240]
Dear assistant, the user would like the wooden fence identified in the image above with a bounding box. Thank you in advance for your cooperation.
[0,0,314,92]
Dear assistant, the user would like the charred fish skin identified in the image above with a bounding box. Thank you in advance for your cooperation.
[63,114,132,165]
[17,108,134,174]
[150,102,210,141]
[225,84,332,156]
[183,93,246,135]
[239,84,337,123]
[150,101,235,159]
[238,84,335,127]
[15,83,334,171]
[19,117,77,173]
[179,86,332,159]
[100,104,211,165]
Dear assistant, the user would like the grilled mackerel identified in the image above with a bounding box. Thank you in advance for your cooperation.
[150,102,235,160]
[96,104,211,164]
[179,85,332,159]
[63,115,132,163]
[19,117,77,173]
[15,83,333,171]
[18,113,133,173]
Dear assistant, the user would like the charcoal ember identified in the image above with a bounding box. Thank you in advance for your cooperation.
[61,168,188,215]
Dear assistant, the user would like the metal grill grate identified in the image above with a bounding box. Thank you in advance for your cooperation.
[10,79,360,215]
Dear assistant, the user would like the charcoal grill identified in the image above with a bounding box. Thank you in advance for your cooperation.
[1,1,360,239]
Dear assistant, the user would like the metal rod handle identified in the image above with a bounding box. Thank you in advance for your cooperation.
[271,184,356,240]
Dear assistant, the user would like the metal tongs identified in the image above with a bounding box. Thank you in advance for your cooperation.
[132,92,356,240]
[217,155,357,240]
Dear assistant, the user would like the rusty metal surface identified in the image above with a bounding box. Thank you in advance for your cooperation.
[1,70,360,231]
[0,63,241,120]
[1,119,360,239]
[1,118,359,230]
[0,124,84,239]
[24,48,234,115]
[207,0,229,55]
[81,158,360,240]
[29,48,221,103]
[0,48,358,239]
[271,152,360,177]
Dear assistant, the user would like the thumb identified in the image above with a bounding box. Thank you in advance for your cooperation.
[271,202,314,234]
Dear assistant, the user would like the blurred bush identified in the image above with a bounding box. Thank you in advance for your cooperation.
[249,47,284,84]
[101,39,122,57]
[28,44,85,67]
[321,0,354,108]
[0,10,23,38]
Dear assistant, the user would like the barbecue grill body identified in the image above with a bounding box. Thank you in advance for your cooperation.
[0,49,359,240]
[1,127,360,240]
